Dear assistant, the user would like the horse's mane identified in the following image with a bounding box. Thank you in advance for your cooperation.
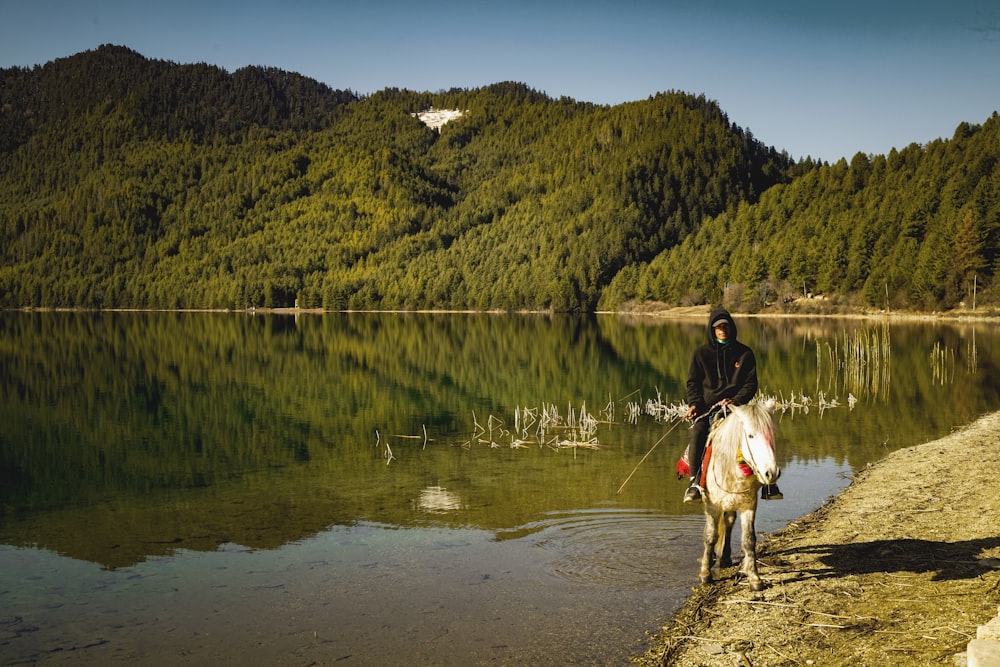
[709,403,774,460]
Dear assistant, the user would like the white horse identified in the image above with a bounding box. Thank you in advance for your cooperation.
[699,402,780,591]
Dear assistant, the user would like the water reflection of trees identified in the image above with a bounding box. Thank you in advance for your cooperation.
[2,312,999,569]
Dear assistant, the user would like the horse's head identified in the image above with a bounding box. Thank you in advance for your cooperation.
[729,402,781,486]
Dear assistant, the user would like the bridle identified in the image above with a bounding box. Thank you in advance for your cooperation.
[709,408,772,494]
[735,415,772,485]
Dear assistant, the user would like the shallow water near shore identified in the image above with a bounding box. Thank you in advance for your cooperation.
[1,312,998,664]
[0,515,706,665]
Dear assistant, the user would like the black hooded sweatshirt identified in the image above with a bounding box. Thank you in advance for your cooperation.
[685,308,758,413]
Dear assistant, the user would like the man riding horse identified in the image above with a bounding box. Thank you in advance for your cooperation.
[683,308,783,503]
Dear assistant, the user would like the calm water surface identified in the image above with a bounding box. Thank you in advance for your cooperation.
[1,313,998,665]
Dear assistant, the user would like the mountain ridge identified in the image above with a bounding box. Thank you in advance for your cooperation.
[1,45,996,312]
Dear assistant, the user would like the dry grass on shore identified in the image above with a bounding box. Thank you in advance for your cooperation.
[635,411,1000,666]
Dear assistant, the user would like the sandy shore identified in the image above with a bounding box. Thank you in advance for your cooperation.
[635,410,1000,666]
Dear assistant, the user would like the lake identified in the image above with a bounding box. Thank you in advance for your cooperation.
[1,312,998,665]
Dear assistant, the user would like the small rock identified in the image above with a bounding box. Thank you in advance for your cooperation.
[977,615,1000,641]
[966,638,1000,667]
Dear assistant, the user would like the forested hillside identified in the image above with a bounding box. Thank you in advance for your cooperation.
[1,45,996,312]
[0,45,795,311]
[621,116,1000,312]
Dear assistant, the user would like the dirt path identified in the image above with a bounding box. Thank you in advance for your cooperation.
[635,410,1000,666]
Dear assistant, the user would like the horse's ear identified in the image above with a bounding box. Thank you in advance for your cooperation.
[760,398,776,412]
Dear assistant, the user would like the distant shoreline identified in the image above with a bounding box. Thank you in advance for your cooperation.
[6,304,999,322]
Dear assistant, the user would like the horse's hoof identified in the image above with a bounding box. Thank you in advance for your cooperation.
[699,574,713,585]
[749,580,764,592]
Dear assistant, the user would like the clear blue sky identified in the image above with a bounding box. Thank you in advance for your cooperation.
[2,0,997,163]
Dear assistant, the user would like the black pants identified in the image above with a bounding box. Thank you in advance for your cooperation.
[687,416,711,484]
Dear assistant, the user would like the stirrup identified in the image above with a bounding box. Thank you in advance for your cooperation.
[761,484,783,500]
[683,484,703,503]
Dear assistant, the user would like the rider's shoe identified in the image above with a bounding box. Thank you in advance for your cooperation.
[683,483,703,503]
[761,484,783,500]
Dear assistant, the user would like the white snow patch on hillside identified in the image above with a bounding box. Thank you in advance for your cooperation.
[413,107,465,131]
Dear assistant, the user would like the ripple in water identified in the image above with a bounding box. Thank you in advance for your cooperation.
[499,509,706,588]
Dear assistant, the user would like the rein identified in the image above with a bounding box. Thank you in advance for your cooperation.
[616,418,686,495]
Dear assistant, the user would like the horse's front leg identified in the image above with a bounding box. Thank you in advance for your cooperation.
[718,511,736,568]
[738,508,763,591]
[699,508,719,585]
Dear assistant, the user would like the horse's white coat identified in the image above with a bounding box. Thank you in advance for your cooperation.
[699,402,779,592]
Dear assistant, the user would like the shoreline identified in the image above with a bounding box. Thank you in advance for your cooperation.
[5,304,999,322]
[634,410,1000,665]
